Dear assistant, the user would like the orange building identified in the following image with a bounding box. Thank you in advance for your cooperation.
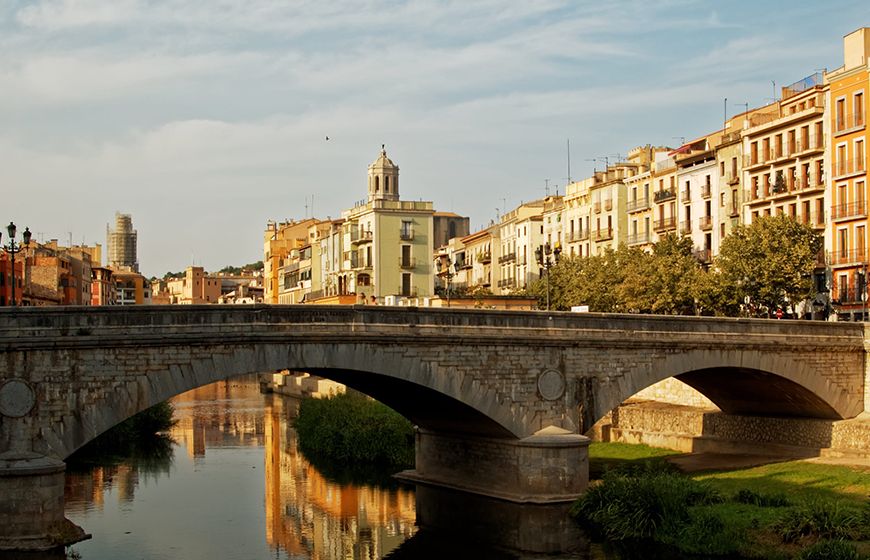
[0,254,25,305]
[827,28,870,319]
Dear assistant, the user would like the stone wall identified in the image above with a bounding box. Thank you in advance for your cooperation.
[632,378,717,409]
[605,401,870,457]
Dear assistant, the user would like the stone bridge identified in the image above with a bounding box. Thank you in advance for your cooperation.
[0,305,867,550]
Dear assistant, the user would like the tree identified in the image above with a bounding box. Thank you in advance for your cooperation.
[619,235,702,315]
[714,215,822,316]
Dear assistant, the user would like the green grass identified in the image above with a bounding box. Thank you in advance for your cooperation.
[579,443,870,559]
[588,442,681,479]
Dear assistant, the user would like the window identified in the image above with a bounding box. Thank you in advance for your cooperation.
[400,220,413,240]
[401,273,412,296]
[856,92,865,127]
[836,97,846,131]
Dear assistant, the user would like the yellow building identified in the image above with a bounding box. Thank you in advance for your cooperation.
[563,177,592,257]
[263,218,320,304]
[340,147,434,302]
[742,79,826,230]
[826,27,870,319]
[652,152,678,239]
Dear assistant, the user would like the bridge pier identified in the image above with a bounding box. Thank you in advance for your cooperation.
[0,453,88,551]
[398,427,590,504]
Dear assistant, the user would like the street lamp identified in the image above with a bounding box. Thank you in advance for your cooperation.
[442,258,456,307]
[535,242,561,311]
[1,222,32,306]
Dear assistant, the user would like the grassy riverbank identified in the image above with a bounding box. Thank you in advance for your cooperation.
[580,443,870,559]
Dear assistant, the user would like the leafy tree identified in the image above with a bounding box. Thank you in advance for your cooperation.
[714,215,822,316]
[619,235,701,315]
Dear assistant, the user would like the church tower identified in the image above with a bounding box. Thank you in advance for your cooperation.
[367,145,399,202]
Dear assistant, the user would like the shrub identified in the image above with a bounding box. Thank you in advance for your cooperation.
[294,391,414,470]
[797,540,861,560]
[734,488,791,508]
[571,469,720,542]
[775,501,858,543]
[677,510,740,556]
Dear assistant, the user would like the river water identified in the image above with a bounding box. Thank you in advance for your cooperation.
[62,377,600,560]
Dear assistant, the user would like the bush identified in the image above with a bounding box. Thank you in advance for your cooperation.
[775,500,859,543]
[571,469,721,542]
[677,510,740,556]
[734,488,791,508]
[797,540,861,560]
[294,391,414,470]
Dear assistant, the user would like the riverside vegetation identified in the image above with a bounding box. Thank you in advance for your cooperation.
[577,443,870,559]
[293,393,870,558]
[293,391,415,479]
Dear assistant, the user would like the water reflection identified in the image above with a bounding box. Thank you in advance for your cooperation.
[63,377,417,560]
[263,391,417,559]
[61,378,605,560]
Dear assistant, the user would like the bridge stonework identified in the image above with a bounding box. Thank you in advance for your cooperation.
[0,306,866,550]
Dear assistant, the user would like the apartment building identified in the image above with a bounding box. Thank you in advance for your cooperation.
[715,121,744,240]
[743,78,826,230]
[340,147,434,302]
[563,177,593,257]
[652,153,679,240]
[673,136,720,263]
[263,218,320,304]
[827,28,870,318]
[496,200,546,293]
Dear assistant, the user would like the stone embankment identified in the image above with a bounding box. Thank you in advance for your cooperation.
[595,400,870,462]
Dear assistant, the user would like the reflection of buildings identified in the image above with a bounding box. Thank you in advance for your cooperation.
[66,377,417,559]
[170,378,266,459]
[264,395,417,559]
[65,464,143,514]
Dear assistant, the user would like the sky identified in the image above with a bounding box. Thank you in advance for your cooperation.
[2,0,869,277]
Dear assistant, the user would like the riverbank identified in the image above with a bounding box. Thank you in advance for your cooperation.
[583,442,870,559]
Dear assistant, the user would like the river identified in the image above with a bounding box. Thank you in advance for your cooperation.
[62,377,599,560]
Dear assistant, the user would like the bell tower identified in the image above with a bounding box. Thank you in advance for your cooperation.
[367,145,399,202]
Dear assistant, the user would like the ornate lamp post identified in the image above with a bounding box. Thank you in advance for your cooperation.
[442,257,456,307]
[1,222,32,306]
[535,242,561,311]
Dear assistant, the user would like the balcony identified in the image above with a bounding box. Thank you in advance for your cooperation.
[477,251,492,264]
[593,202,602,213]
[604,199,613,212]
[834,113,866,136]
[399,228,414,241]
[398,286,418,298]
[398,257,416,269]
[626,232,651,246]
[680,190,691,203]
[729,204,740,218]
[831,201,867,221]
[591,227,613,242]
[653,216,676,232]
[699,215,713,230]
[701,184,712,199]
[350,229,373,244]
[679,220,692,235]
[654,189,676,203]
[497,278,516,289]
[568,229,589,242]
[833,158,866,180]
[830,249,867,267]
[498,252,516,264]
[626,197,650,213]
[794,135,824,154]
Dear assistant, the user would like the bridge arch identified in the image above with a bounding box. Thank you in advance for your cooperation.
[45,341,524,460]
[594,347,862,425]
